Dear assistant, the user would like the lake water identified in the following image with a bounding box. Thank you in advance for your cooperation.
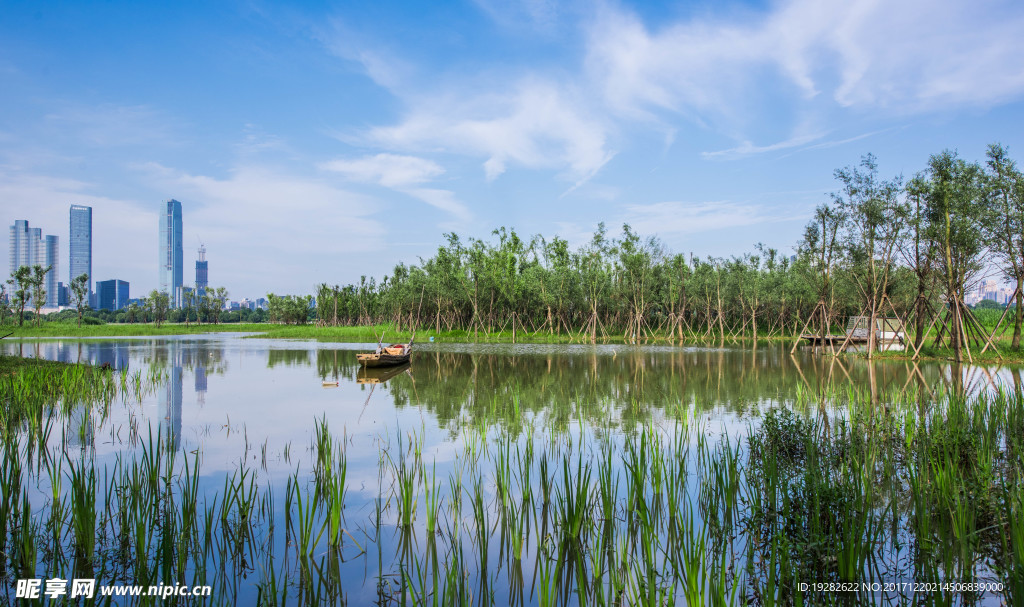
[2,335,1017,605]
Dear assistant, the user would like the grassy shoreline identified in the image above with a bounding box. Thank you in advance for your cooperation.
[5,321,1024,363]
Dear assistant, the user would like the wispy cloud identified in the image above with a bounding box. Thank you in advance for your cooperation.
[702,133,825,160]
[319,153,472,222]
[363,78,614,184]
[320,153,444,188]
[42,103,184,147]
[620,200,800,237]
[585,0,1024,124]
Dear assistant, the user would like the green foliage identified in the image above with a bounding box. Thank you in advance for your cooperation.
[266,293,311,325]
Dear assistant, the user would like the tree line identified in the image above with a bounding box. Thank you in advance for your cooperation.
[305,144,1022,358]
[0,270,235,328]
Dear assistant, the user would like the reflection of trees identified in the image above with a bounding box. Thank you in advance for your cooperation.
[313,346,972,433]
[266,349,311,369]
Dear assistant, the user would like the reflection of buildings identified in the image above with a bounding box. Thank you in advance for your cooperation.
[158,342,183,449]
[94,342,130,370]
[195,363,207,405]
[25,340,130,369]
[66,401,95,448]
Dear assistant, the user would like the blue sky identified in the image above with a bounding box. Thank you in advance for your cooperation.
[3,0,1024,299]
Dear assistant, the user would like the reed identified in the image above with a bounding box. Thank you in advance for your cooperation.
[1,358,1021,605]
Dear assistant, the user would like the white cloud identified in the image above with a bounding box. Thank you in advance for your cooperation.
[365,78,614,183]
[320,153,472,222]
[702,132,824,160]
[320,153,444,188]
[585,0,1024,124]
[620,200,799,237]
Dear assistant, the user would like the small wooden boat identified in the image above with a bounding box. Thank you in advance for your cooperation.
[357,336,414,368]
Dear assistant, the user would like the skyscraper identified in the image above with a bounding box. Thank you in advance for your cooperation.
[44,235,59,307]
[195,244,208,298]
[69,205,92,295]
[9,220,58,307]
[9,220,32,276]
[159,199,183,307]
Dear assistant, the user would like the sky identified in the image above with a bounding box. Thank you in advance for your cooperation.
[3,0,1024,299]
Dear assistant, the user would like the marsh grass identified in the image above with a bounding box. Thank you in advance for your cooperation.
[0,349,1022,605]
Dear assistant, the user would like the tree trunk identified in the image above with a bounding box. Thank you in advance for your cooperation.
[1014,276,1023,349]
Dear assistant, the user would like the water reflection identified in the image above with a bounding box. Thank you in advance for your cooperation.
[4,336,1023,443]
[158,341,183,449]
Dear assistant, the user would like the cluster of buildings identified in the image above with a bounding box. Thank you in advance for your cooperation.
[6,205,129,310]
[966,279,1020,306]
[5,199,265,315]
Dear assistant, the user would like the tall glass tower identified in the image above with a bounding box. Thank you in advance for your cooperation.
[69,205,92,295]
[159,199,183,307]
[9,220,31,276]
[195,245,208,298]
[44,235,59,307]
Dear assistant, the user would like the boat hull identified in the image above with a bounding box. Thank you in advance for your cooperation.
[357,352,411,368]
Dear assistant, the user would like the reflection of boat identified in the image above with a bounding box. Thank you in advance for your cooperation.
[357,363,410,385]
[357,337,414,368]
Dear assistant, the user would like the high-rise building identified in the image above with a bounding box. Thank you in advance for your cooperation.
[9,220,58,307]
[9,220,31,276]
[69,205,92,295]
[44,235,59,307]
[159,199,183,307]
[195,244,208,298]
[96,279,130,311]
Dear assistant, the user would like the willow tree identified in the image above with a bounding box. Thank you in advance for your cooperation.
[30,264,51,328]
[922,150,986,362]
[6,266,31,327]
[833,154,907,356]
[902,175,940,349]
[616,224,662,342]
[71,273,89,328]
[795,203,845,349]
[578,223,614,342]
[981,143,1024,348]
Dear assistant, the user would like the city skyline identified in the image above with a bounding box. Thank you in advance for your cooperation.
[2,1,1024,297]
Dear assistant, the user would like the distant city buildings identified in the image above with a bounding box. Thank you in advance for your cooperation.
[196,245,208,299]
[96,279,130,311]
[69,205,92,297]
[8,219,59,308]
[966,279,1018,306]
[44,235,59,307]
[159,199,183,307]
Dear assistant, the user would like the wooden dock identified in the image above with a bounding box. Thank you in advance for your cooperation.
[801,317,906,352]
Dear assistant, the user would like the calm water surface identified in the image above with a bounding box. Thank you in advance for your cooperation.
[2,335,1016,604]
